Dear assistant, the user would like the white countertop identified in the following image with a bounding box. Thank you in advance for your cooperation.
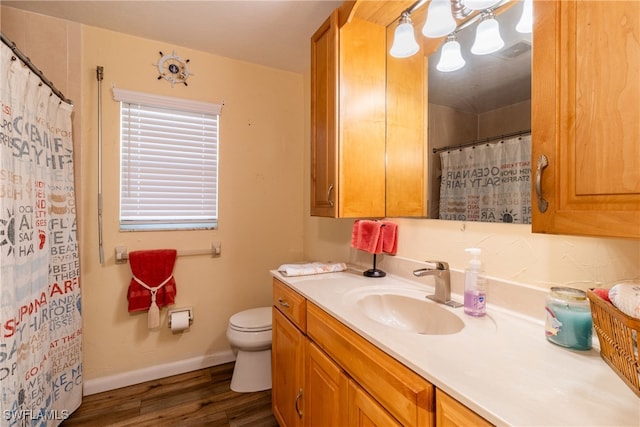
[271,269,640,427]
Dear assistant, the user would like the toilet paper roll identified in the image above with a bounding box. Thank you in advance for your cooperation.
[170,311,190,332]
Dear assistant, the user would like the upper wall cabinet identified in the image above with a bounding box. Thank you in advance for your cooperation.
[310,2,426,218]
[532,0,640,239]
[385,14,427,218]
[311,7,386,218]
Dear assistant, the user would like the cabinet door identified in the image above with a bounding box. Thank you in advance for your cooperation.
[385,19,427,217]
[310,10,338,217]
[338,17,386,218]
[348,380,402,427]
[310,8,386,218]
[305,341,348,427]
[435,389,492,427]
[307,302,434,426]
[272,308,305,427]
[532,0,640,238]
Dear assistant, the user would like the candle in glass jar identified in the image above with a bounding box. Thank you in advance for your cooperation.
[545,287,593,350]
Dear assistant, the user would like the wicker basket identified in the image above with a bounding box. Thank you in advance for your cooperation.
[586,289,640,397]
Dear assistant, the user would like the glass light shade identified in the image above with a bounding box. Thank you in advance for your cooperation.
[422,0,457,38]
[390,18,420,58]
[516,0,533,33]
[471,17,504,55]
[437,38,465,72]
[464,0,501,10]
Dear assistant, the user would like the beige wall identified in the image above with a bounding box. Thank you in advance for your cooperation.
[3,7,306,382]
[479,100,531,139]
[429,100,531,147]
[4,6,640,388]
[79,27,305,380]
[303,216,640,291]
[1,8,81,106]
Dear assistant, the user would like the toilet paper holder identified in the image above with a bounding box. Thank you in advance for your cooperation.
[168,307,193,329]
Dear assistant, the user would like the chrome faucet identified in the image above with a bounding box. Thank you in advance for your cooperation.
[413,261,463,308]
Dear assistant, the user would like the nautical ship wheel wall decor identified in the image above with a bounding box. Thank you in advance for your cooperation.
[154,50,193,87]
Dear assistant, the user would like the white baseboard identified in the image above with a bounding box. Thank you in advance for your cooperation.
[82,350,236,396]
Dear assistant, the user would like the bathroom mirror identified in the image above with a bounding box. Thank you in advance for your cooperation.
[388,1,532,223]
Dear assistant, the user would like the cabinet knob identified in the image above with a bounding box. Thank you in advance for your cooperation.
[535,154,549,213]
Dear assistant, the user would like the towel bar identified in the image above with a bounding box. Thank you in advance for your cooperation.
[115,242,221,264]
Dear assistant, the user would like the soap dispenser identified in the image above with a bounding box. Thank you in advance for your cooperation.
[464,248,486,316]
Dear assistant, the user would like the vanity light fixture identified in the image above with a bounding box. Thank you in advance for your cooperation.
[389,0,531,72]
[436,34,466,72]
[422,0,457,38]
[470,11,505,55]
[390,11,421,58]
[516,0,533,33]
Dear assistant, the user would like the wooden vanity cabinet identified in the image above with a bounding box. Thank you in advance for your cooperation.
[532,0,640,239]
[305,341,349,426]
[349,380,402,426]
[307,302,434,427]
[435,389,493,427]
[272,308,305,427]
[272,280,306,427]
[273,278,434,426]
[273,278,350,427]
[273,278,495,426]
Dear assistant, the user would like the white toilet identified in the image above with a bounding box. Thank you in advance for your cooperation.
[226,306,272,392]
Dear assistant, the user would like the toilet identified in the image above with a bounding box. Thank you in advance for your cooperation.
[226,306,272,392]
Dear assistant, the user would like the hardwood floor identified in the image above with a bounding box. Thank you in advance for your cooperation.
[62,362,278,427]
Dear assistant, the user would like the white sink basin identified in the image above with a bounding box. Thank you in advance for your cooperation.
[345,286,465,335]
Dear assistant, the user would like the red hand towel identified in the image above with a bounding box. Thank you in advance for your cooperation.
[592,288,611,303]
[127,249,177,313]
[351,220,383,254]
[380,221,398,255]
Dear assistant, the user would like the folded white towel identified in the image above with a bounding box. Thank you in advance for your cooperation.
[278,262,347,277]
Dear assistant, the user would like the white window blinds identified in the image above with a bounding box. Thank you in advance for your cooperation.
[113,88,222,231]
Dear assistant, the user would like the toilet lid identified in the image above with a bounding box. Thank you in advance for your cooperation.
[229,307,272,332]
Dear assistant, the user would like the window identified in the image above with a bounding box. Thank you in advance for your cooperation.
[113,88,222,231]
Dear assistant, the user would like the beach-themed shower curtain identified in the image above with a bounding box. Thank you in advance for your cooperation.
[439,135,532,223]
[0,43,82,425]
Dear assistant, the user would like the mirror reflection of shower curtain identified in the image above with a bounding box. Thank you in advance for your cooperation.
[0,43,82,422]
[439,135,532,224]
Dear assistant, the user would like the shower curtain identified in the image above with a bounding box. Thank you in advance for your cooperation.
[439,135,532,224]
[0,43,82,425]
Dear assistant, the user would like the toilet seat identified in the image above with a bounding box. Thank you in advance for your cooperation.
[229,307,272,332]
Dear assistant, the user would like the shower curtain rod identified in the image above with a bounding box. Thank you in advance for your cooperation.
[432,129,531,154]
[1,32,73,105]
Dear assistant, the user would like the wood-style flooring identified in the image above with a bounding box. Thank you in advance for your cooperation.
[62,362,278,427]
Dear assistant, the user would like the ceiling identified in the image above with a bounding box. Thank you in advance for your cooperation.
[3,0,343,73]
[3,0,531,114]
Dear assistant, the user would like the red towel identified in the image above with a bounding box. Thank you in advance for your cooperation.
[127,249,177,313]
[380,221,398,255]
[351,220,398,255]
[351,220,383,254]
[592,288,611,303]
